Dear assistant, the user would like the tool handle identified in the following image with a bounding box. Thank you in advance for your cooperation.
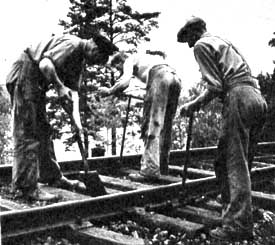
[120,96,132,164]
[68,112,89,175]
[182,113,194,188]
[75,131,89,174]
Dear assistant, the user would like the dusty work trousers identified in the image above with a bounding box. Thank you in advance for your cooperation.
[214,85,267,232]
[8,53,62,194]
[140,65,181,176]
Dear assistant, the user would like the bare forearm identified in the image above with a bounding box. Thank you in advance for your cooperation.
[39,58,64,89]
[180,88,218,117]
[109,78,131,95]
[192,89,217,109]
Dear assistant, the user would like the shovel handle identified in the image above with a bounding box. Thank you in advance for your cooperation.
[182,113,194,188]
[68,112,89,175]
[75,132,89,174]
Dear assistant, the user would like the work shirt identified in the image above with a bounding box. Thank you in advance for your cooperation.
[194,32,258,95]
[26,35,86,91]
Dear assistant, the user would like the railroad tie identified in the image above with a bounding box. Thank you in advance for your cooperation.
[69,221,145,245]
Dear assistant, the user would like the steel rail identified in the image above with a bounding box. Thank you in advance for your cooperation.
[1,176,214,239]
[2,165,275,240]
[1,142,275,178]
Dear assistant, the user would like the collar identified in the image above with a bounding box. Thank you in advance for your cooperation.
[81,39,89,53]
[200,31,211,38]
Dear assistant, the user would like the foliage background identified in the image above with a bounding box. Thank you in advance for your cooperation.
[2,0,275,163]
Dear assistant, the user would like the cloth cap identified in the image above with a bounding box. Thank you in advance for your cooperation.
[91,33,119,55]
[177,17,206,42]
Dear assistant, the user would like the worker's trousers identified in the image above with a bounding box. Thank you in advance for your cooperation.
[140,65,181,176]
[7,53,62,194]
[215,85,267,232]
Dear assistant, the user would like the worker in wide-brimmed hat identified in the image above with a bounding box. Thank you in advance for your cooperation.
[6,33,118,201]
[177,16,267,242]
[98,50,181,180]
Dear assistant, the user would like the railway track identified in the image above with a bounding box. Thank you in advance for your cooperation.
[1,142,275,244]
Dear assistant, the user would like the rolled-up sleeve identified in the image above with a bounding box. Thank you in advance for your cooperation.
[42,38,80,68]
[194,43,223,93]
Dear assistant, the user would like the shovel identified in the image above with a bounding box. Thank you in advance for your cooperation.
[61,95,106,197]
[74,130,107,196]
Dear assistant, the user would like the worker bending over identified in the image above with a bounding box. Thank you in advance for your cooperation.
[6,33,118,201]
[177,17,267,241]
[99,50,181,180]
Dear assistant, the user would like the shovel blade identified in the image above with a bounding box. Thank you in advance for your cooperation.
[80,170,107,197]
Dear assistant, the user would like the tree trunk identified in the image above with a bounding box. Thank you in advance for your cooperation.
[263,79,275,141]
[111,126,116,155]
[82,79,89,157]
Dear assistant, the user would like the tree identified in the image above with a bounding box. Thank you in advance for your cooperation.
[268,32,275,48]
[172,81,222,150]
[256,32,275,142]
[0,86,12,164]
[257,71,275,141]
[50,0,160,156]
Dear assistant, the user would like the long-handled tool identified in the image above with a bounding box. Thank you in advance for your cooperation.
[69,113,106,196]
[179,113,194,205]
[119,93,144,165]
[182,112,194,188]
[74,129,107,196]
[120,96,132,165]
[59,93,106,196]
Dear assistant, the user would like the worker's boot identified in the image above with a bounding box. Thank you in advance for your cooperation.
[210,226,253,242]
[216,194,222,204]
[50,176,86,192]
[215,194,230,218]
[25,188,60,202]
[129,172,160,182]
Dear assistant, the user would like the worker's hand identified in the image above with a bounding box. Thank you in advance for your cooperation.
[98,87,111,97]
[58,85,73,102]
[60,97,73,115]
[73,120,83,134]
[58,86,74,114]
[180,101,199,117]
[262,210,275,223]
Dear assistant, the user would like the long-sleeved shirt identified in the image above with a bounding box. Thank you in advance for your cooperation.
[194,32,258,94]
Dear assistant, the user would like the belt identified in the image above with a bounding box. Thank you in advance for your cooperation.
[150,64,169,70]
[224,76,258,92]
[24,48,39,66]
[220,76,259,102]
[150,64,177,75]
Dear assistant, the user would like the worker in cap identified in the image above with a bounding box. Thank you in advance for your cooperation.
[177,17,267,241]
[177,17,206,45]
[6,33,118,201]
